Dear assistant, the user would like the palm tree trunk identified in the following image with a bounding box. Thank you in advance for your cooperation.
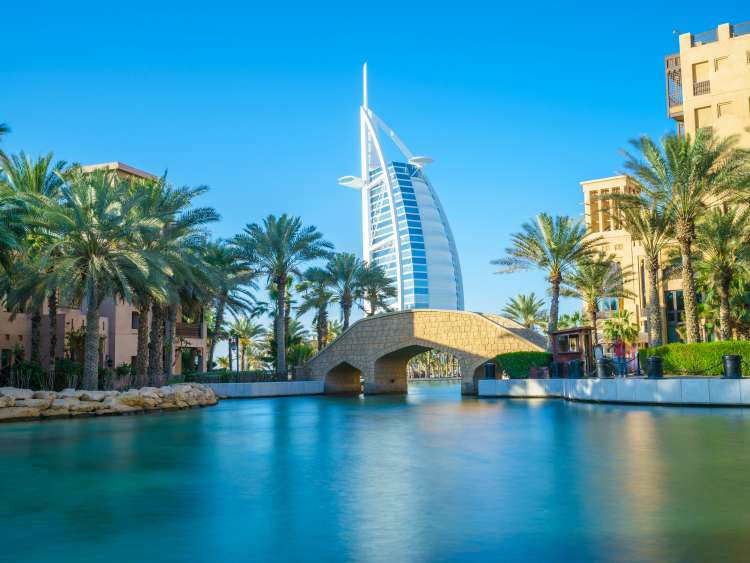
[276,275,287,376]
[82,279,100,390]
[679,238,701,343]
[135,300,150,387]
[547,276,561,337]
[318,306,328,351]
[164,304,177,378]
[587,303,598,345]
[148,304,164,385]
[30,307,42,364]
[47,292,58,387]
[342,293,352,330]
[718,277,732,341]
[646,257,663,347]
[207,298,225,371]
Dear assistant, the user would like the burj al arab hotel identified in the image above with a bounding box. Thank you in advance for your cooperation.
[338,64,464,311]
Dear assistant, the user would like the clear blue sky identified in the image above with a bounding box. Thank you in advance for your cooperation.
[2,1,747,321]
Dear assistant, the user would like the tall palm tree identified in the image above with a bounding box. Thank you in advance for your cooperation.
[501,292,547,332]
[0,152,68,370]
[356,261,397,316]
[622,131,750,342]
[493,213,600,336]
[234,214,332,376]
[203,241,256,371]
[34,170,160,389]
[297,267,333,351]
[614,195,673,346]
[127,177,218,385]
[561,253,633,344]
[693,206,750,340]
[325,252,364,330]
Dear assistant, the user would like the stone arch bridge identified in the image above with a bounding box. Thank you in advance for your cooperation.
[298,310,546,395]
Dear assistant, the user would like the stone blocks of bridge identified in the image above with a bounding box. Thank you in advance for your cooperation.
[299,310,545,396]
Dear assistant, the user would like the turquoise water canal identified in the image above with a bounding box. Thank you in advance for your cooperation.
[1,381,749,562]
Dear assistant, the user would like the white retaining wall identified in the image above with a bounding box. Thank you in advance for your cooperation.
[478,377,750,407]
[207,380,324,399]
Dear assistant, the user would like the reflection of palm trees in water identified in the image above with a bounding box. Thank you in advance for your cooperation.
[406,350,460,380]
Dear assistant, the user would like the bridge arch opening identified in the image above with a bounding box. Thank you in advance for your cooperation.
[371,345,462,395]
[325,361,362,395]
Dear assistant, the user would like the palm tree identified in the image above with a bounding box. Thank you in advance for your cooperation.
[493,213,600,336]
[502,292,547,332]
[127,177,218,385]
[614,195,673,346]
[558,311,584,329]
[234,214,332,376]
[203,241,256,371]
[325,252,364,330]
[326,319,343,345]
[297,267,333,351]
[693,206,750,340]
[34,170,160,389]
[0,152,68,372]
[356,261,397,316]
[602,310,639,346]
[622,131,750,342]
[561,253,633,345]
[230,316,265,370]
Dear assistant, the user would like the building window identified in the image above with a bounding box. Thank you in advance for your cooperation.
[714,56,728,72]
[695,106,713,130]
[600,297,619,312]
[588,192,600,232]
[131,311,140,330]
[717,102,733,118]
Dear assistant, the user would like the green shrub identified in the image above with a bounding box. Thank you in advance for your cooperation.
[495,351,552,379]
[639,341,750,376]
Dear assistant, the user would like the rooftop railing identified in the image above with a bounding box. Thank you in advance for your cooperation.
[692,28,718,46]
[731,21,750,37]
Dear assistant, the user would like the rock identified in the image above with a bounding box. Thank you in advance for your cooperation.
[51,398,100,413]
[33,391,58,400]
[40,408,70,418]
[118,392,145,408]
[0,396,14,408]
[79,391,107,402]
[15,398,53,409]
[0,406,40,420]
[0,387,34,400]
[59,389,86,399]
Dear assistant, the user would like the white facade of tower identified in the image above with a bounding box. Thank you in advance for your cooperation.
[339,64,464,311]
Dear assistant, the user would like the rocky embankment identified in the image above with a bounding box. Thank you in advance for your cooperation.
[0,383,219,423]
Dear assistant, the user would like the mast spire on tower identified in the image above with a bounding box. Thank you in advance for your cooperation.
[362,61,368,110]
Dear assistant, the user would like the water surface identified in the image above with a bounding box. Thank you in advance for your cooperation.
[2,381,749,562]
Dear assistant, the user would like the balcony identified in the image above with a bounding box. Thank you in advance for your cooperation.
[664,54,683,117]
[176,323,203,339]
[693,80,710,96]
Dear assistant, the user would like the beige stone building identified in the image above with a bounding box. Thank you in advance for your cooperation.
[582,20,750,345]
[0,162,207,378]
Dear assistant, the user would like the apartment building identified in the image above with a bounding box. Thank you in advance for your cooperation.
[582,21,750,345]
[1,162,207,376]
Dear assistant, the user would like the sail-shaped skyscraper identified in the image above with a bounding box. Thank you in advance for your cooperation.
[339,64,464,311]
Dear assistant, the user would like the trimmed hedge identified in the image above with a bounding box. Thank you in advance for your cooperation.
[495,351,552,379]
[639,341,750,376]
